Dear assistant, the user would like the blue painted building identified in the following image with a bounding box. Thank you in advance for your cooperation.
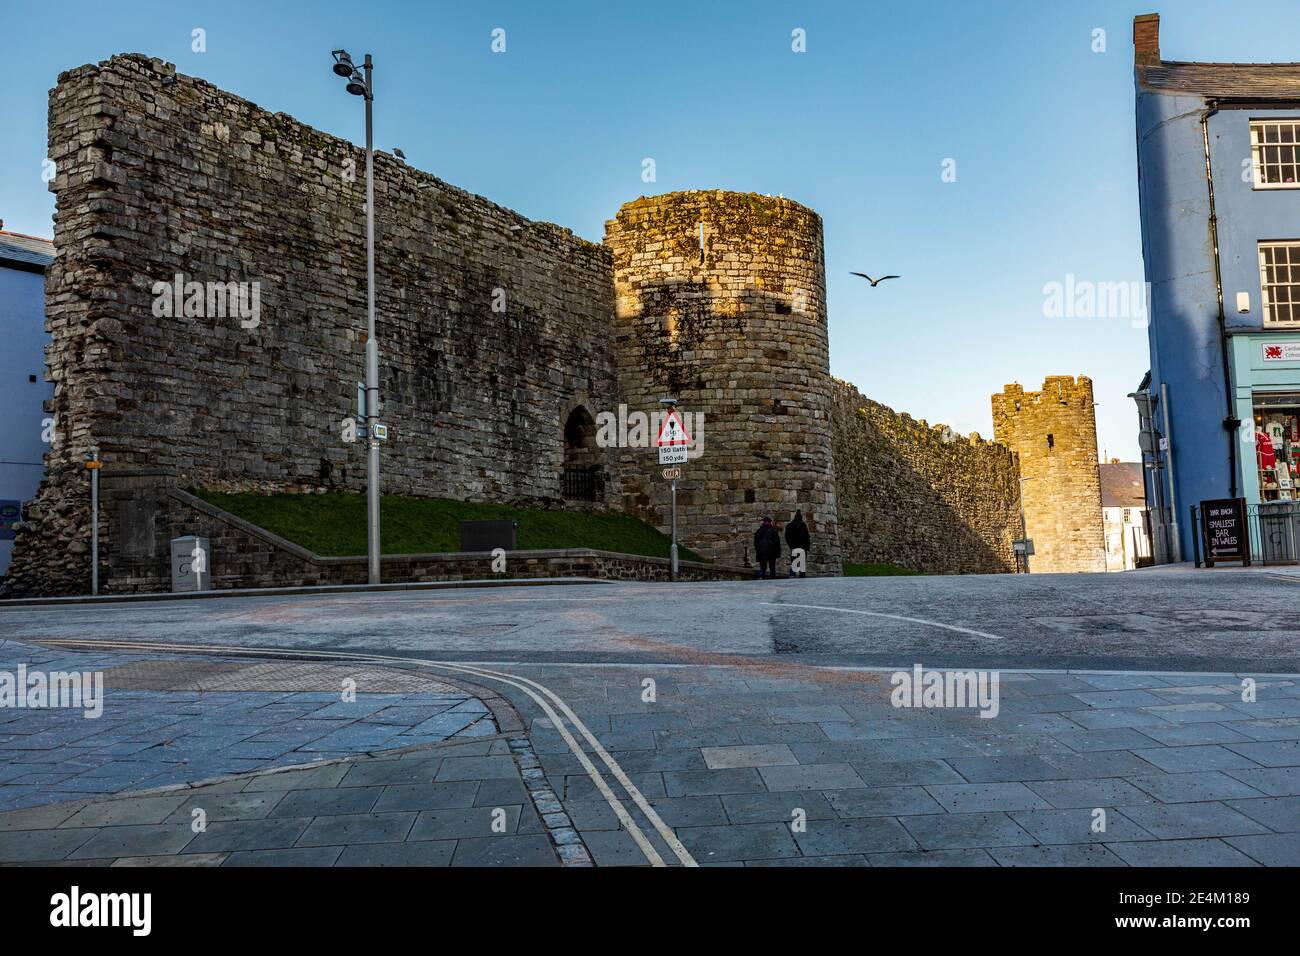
[0,225,54,578]
[1133,13,1300,560]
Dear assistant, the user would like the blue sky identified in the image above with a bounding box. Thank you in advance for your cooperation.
[3,0,1299,460]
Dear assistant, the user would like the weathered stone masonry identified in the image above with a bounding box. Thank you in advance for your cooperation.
[10,54,619,595]
[992,376,1107,574]
[833,381,1019,574]
[607,192,841,573]
[6,54,1027,594]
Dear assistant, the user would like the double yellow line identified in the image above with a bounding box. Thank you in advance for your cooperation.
[35,638,696,867]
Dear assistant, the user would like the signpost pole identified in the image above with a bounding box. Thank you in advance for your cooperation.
[657,396,685,583]
[670,477,678,582]
[88,446,99,596]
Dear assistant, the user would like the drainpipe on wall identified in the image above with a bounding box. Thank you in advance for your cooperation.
[1200,100,1241,498]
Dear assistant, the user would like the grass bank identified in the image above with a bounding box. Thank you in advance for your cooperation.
[194,490,704,562]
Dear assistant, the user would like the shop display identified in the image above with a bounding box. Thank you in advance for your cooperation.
[1254,394,1300,501]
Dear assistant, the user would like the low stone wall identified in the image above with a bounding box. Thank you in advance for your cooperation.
[67,474,750,593]
[831,381,1019,574]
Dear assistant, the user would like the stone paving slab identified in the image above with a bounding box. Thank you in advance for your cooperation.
[701,744,797,769]
[792,816,917,856]
[1008,808,1155,844]
[1225,766,1300,795]
[337,840,457,867]
[988,844,1126,866]
[677,822,801,863]
[1106,838,1261,866]
[1221,832,1300,866]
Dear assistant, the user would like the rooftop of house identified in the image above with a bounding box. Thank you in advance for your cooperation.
[1134,13,1300,99]
[1140,61,1300,98]
[1101,462,1148,510]
[0,227,55,272]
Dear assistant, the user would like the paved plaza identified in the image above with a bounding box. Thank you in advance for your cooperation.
[0,570,1298,866]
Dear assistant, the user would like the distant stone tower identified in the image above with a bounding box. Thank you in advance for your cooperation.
[605,191,841,572]
[992,376,1107,573]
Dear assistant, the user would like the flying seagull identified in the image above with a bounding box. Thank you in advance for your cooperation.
[851,272,900,287]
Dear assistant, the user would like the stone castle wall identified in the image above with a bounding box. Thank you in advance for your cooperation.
[605,191,841,573]
[8,54,620,594]
[992,376,1107,573]
[831,381,1019,573]
[6,53,1039,595]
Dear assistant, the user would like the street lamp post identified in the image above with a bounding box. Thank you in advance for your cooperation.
[332,49,381,584]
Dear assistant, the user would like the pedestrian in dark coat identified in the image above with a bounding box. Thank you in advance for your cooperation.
[753,516,781,580]
[785,510,811,578]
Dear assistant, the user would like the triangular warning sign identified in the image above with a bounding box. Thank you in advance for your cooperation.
[655,408,692,446]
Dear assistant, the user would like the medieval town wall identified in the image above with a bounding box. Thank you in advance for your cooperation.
[831,381,1020,573]
[8,53,619,594]
[6,54,1050,595]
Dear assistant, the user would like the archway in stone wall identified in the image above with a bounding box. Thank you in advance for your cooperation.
[562,406,603,502]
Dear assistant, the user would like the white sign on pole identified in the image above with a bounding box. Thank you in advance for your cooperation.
[659,445,688,465]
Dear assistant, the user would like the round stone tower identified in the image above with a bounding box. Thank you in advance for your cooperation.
[605,190,841,573]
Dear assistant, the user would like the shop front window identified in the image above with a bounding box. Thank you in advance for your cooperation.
[1253,393,1300,501]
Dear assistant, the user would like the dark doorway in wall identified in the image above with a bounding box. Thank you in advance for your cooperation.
[562,406,604,502]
